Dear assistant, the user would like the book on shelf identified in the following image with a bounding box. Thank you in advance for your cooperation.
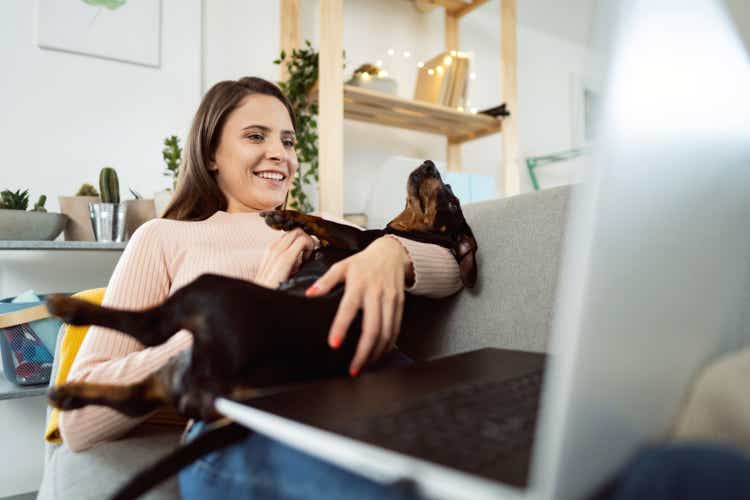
[414,51,470,109]
[414,51,450,105]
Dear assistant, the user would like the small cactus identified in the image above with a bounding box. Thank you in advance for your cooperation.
[76,183,99,197]
[0,189,30,210]
[32,194,47,212]
[99,167,120,204]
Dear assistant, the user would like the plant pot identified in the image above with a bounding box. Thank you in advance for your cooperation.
[153,189,173,217]
[58,196,100,241]
[125,199,156,237]
[0,209,69,241]
[89,202,128,242]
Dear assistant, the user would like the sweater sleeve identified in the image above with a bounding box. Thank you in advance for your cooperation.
[386,235,463,298]
[59,220,193,452]
[312,211,463,298]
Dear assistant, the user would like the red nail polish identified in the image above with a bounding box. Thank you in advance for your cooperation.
[330,335,342,349]
[305,285,318,296]
[350,366,359,377]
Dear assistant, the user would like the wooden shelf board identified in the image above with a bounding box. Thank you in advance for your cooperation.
[343,85,502,144]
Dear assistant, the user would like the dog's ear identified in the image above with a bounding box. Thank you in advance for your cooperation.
[456,230,478,288]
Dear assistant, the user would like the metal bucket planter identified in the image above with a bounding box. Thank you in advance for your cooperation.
[89,202,128,242]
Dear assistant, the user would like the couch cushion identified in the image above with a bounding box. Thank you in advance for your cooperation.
[400,185,571,359]
[38,425,182,500]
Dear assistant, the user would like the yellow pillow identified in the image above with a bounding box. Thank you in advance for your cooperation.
[44,288,106,443]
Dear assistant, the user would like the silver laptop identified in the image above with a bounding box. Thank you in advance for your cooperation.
[216,1,750,499]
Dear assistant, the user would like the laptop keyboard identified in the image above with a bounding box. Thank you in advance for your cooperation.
[335,369,544,482]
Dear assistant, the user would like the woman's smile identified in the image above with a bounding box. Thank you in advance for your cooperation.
[252,169,288,188]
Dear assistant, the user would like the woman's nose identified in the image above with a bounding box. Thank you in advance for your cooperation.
[265,140,287,162]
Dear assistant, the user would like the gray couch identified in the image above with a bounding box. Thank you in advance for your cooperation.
[37,185,571,500]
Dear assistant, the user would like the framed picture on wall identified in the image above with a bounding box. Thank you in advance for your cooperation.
[35,0,162,67]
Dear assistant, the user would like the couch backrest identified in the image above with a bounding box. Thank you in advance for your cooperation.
[400,185,571,360]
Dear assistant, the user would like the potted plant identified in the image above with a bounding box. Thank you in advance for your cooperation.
[124,188,156,238]
[153,135,181,217]
[89,167,128,242]
[0,189,68,241]
[58,183,100,241]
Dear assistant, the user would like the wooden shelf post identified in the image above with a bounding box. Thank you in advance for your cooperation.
[318,0,344,217]
[445,12,461,172]
[501,0,520,196]
[280,0,300,209]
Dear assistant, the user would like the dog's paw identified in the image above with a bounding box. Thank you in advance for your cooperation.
[260,210,303,232]
[176,390,216,421]
[45,294,80,324]
[48,386,89,411]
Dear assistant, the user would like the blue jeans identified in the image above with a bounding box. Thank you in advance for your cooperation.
[178,350,421,500]
[607,443,750,500]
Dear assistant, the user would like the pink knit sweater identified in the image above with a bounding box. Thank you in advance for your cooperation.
[60,211,463,452]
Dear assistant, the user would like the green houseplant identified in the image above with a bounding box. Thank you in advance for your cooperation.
[154,135,182,217]
[162,135,182,190]
[274,40,320,213]
[0,189,30,210]
[0,189,68,241]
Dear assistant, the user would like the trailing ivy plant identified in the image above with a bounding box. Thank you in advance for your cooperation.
[274,40,319,213]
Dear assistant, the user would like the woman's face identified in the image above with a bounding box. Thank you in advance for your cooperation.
[212,94,297,212]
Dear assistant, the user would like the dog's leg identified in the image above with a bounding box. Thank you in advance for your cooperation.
[261,210,384,250]
[45,281,208,347]
[47,369,170,417]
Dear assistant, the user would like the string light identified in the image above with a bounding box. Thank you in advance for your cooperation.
[427,68,435,76]
[470,107,478,113]
[443,55,453,65]
[378,70,389,77]
[387,48,395,56]
[403,51,411,58]
[417,61,424,68]
[470,72,476,80]
[376,60,383,67]
[436,65,444,74]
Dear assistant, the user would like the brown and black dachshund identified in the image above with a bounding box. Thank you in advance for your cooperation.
[45,160,478,499]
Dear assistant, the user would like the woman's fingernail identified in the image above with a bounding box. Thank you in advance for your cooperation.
[350,366,359,377]
[305,285,319,296]
[330,335,342,349]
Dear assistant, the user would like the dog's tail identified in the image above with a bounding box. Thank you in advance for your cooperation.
[110,421,250,500]
[46,294,173,347]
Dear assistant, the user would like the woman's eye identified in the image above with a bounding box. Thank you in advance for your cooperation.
[247,133,264,142]
[283,139,296,148]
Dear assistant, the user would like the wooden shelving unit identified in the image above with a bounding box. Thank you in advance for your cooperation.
[280,0,519,216]
[343,85,502,144]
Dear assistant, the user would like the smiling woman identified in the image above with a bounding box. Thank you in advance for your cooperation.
[163,77,298,220]
[211,97,298,212]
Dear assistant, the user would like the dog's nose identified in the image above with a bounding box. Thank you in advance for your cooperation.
[423,161,436,175]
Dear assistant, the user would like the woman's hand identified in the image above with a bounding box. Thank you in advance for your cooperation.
[255,228,317,289]
[305,236,415,376]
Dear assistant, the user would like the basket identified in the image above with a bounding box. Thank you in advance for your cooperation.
[0,294,65,386]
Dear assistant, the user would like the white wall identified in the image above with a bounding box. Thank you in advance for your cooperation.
[1,0,595,216]
[0,0,202,213]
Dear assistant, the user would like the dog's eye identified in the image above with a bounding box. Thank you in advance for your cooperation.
[448,202,457,213]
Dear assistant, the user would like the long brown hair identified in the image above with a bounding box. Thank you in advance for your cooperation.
[162,77,296,221]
